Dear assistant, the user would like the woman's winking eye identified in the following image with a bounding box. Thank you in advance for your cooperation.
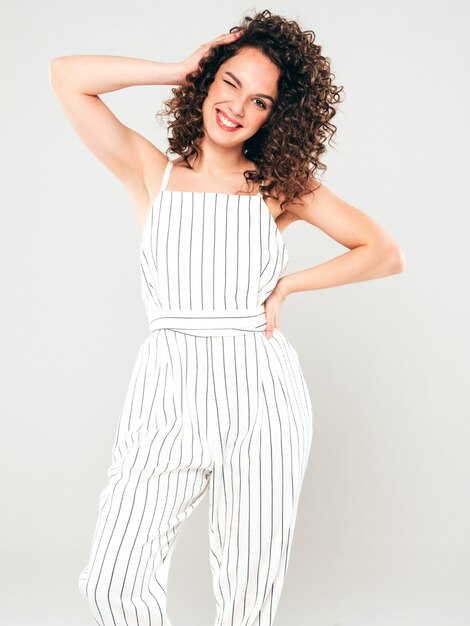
[223,79,267,110]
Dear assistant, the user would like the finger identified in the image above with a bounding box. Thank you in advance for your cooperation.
[265,318,274,339]
[212,30,243,44]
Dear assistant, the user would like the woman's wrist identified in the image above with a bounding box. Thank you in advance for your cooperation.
[163,62,190,85]
[276,276,292,300]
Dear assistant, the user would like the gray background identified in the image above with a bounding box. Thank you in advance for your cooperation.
[1,1,469,625]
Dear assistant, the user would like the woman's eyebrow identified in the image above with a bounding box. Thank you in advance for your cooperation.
[224,71,275,103]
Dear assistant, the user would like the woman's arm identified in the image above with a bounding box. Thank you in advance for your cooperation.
[277,181,406,297]
[48,31,243,225]
[48,55,185,189]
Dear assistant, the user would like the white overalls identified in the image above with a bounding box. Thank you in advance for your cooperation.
[78,158,314,626]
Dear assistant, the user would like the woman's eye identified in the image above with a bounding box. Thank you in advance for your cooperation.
[223,80,266,109]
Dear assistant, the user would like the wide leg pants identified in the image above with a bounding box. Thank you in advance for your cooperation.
[78,327,314,626]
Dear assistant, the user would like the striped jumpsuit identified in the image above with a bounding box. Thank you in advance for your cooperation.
[78,158,314,626]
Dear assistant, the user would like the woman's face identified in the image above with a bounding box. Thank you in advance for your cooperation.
[201,46,280,147]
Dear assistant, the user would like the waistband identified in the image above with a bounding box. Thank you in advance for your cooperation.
[148,305,267,337]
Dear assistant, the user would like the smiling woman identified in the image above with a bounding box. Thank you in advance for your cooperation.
[49,7,404,626]
[156,12,342,215]
[198,45,282,166]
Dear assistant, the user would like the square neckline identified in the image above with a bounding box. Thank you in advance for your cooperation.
[163,159,287,240]
[164,158,264,198]
[141,160,288,252]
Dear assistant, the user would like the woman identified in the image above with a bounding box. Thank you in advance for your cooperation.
[50,10,405,626]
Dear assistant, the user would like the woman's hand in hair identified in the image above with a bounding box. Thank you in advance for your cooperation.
[178,29,244,79]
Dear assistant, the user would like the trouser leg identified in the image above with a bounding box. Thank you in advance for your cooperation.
[207,331,314,626]
[78,333,214,626]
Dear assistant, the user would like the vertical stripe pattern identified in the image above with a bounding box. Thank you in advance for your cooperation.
[78,159,314,626]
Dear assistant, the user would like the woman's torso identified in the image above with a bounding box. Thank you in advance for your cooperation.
[139,157,291,336]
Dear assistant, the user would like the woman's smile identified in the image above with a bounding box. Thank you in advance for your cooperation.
[215,107,243,131]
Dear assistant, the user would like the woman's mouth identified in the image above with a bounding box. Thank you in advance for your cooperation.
[215,108,242,132]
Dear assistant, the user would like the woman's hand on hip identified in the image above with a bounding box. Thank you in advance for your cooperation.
[264,281,288,340]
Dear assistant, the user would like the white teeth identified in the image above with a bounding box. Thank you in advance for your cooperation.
[218,109,240,128]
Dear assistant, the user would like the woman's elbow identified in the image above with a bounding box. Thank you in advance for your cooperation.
[386,244,406,275]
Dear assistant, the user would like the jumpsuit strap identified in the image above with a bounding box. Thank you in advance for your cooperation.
[160,158,173,193]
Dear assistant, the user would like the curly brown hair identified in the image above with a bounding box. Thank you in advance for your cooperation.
[155,9,345,214]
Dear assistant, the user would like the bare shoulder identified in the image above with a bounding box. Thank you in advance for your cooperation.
[264,178,321,233]
[276,178,320,219]
[288,176,401,250]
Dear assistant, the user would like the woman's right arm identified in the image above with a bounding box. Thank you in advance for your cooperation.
[48,55,186,215]
[48,33,243,226]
